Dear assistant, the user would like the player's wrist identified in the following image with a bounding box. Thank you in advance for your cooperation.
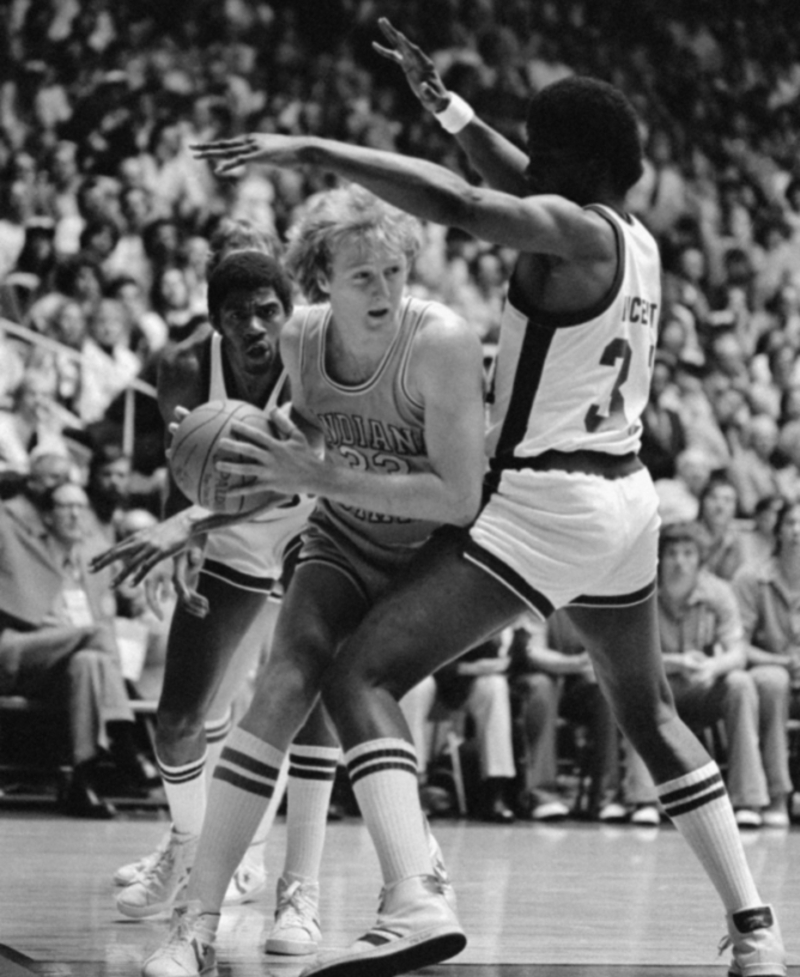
[434,93,475,134]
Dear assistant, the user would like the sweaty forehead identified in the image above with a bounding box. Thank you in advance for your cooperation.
[334,234,405,272]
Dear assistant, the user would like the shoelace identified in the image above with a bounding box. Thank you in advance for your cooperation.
[278,881,318,927]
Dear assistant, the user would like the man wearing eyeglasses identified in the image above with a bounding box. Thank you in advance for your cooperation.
[0,479,142,817]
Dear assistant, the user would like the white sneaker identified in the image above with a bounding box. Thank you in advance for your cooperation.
[300,874,465,977]
[223,844,268,906]
[117,829,198,919]
[114,831,171,887]
[721,904,786,977]
[141,900,218,977]
[630,805,661,827]
[425,821,457,911]
[734,809,763,830]
[265,876,322,956]
[597,802,628,823]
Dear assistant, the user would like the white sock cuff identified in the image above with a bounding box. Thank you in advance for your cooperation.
[289,744,340,781]
[157,749,208,783]
[215,729,285,796]
[657,761,726,817]
[204,708,234,743]
[345,738,418,786]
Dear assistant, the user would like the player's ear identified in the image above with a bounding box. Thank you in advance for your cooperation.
[315,271,331,297]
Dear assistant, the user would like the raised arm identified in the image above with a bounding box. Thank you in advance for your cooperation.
[192,134,610,262]
[373,18,530,197]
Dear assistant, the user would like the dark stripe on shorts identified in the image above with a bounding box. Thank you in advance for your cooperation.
[201,558,275,594]
[462,536,553,620]
[569,579,656,609]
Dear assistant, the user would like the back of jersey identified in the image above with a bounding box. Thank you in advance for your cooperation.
[486,205,661,464]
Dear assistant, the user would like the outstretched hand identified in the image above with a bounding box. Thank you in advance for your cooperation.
[372,18,450,113]
[191,134,303,177]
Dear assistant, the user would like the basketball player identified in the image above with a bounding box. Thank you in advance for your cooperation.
[187,20,787,977]
[137,184,485,977]
[91,250,319,918]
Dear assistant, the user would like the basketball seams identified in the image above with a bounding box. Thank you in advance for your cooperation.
[171,399,282,515]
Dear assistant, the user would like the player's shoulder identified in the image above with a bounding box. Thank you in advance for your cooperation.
[408,295,472,343]
[157,325,213,401]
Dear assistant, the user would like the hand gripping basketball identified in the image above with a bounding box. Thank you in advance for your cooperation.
[169,399,290,515]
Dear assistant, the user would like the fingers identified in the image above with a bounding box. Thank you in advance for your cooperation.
[372,41,402,63]
[190,137,256,156]
[268,406,296,437]
[217,436,266,462]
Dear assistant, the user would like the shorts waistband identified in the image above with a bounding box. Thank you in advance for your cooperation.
[490,450,643,480]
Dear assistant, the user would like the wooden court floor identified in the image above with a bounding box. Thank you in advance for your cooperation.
[0,811,798,977]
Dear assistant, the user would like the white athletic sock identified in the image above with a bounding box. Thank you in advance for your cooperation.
[345,738,432,885]
[657,762,762,912]
[282,745,340,881]
[186,728,285,914]
[204,709,234,789]
[244,753,290,869]
[157,748,207,837]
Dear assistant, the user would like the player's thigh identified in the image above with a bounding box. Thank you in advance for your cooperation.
[330,529,526,701]
[256,560,371,695]
[159,572,268,718]
[566,596,675,736]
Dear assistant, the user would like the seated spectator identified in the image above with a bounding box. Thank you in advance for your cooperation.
[654,446,714,523]
[3,449,72,531]
[509,611,621,823]
[0,372,72,474]
[732,499,800,827]
[624,521,770,828]
[432,635,517,823]
[739,495,784,568]
[639,350,687,481]
[79,297,141,424]
[728,413,784,517]
[84,442,132,547]
[0,480,151,818]
[698,475,749,580]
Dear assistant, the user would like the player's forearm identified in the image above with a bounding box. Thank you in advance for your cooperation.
[300,138,472,228]
[181,502,274,536]
[310,464,480,527]
[452,117,530,196]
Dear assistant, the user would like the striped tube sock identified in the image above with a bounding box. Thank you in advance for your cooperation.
[186,728,285,914]
[204,709,234,789]
[157,748,207,837]
[345,738,432,884]
[657,761,762,912]
[282,745,340,881]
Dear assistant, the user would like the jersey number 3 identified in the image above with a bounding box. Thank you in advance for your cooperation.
[584,338,632,432]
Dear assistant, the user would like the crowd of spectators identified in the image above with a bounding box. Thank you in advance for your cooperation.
[1,0,800,819]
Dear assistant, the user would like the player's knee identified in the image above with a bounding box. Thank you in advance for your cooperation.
[156,704,205,743]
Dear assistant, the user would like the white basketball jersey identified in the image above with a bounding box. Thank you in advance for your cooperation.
[203,332,314,579]
[485,205,661,463]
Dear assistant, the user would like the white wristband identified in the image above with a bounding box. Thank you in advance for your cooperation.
[434,93,475,134]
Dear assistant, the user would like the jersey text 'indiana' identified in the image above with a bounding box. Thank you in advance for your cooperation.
[317,412,426,456]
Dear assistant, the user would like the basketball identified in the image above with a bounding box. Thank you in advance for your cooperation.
[169,399,288,515]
